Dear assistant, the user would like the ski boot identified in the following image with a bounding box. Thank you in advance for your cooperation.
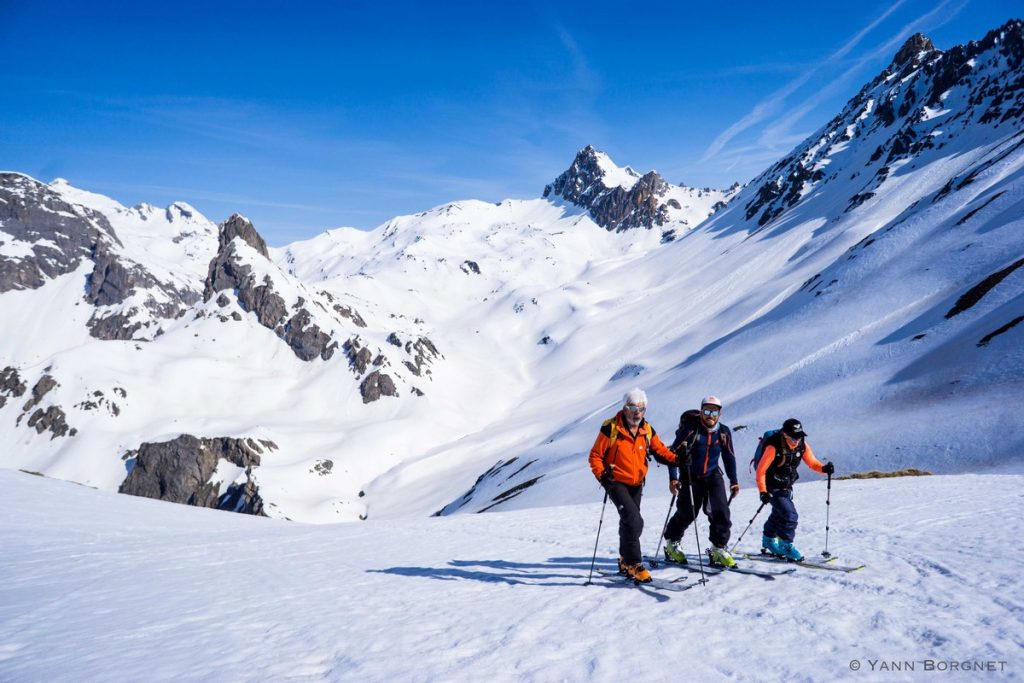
[708,545,737,568]
[663,540,687,564]
[776,539,804,562]
[617,556,627,575]
[761,534,783,557]
[625,562,652,583]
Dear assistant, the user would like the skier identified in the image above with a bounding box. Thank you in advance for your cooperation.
[756,418,834,561]
[662,395,739,568]
[588,388,678,583]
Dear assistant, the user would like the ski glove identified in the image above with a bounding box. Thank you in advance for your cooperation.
[823,462,835,475]
[760,491,771,504]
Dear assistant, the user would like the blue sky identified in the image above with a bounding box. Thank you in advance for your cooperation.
[1,1,1019,244]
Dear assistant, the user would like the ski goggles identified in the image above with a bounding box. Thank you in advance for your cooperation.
[624,404,647,414]
[702,408,720,417]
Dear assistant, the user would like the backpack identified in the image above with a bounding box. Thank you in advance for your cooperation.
[749,429,781,473]
[601,417,655,465]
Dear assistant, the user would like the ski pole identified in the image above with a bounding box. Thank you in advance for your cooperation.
[730,501,767,555]
[822,472,833,559]
[649,492,677,568]
[686,473,707,586]
[584,489,609,586]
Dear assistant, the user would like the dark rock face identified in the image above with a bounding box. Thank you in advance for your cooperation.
[359,370,398,403]
[218,213,269,259]
[0,174,110,293]
[26,406,72,439]
[0,366,28,409]
[12,374,75,439]
[204,215,339,362]
[543,146,674,231]
[21,374,58,413]
[85,240,196,340]
[119,435,274,515]
[893,33,937,67]
[402,337,441,377]
[0,174,200,340]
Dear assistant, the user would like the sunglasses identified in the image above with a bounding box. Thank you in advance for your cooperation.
[624,404,646,414]
[702,408,720,417]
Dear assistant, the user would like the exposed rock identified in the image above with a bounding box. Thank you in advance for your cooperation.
[119,435,274,515]
[204,215,339,361]
[344,338,373,375]
[0,173,111,293]
[311,459,333,476]
[544,147,675,231]
[281,308,338,361]
[218,213,269,259]
[402,337,441,377]
[360,370,398,403]
[460,260,481,275]
[26,406,71,439]
[22,375,58,413]
[0,366,27,408]
[892,33,937,67]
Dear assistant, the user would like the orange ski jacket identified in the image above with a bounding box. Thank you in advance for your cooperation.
[588,411,677,486]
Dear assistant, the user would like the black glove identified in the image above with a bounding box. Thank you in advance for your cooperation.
[823,462,835,475]
[600,468,614,488]
[760,491,771,504]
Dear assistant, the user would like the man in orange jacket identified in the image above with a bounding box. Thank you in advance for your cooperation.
[588,388,678,583]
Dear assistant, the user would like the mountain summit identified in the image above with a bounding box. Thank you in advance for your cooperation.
[543,145,733,234]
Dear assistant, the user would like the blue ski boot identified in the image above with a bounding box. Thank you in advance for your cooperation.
[777,539,804,562]
[761,534,783,557]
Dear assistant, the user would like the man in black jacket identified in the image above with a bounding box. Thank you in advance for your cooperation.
[662,395,739,567]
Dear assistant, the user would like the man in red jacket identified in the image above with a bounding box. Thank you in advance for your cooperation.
[588,388,677,583]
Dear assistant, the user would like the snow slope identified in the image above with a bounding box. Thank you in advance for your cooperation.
[0,468,1020,681]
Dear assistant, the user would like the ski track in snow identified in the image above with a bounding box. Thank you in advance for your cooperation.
[0,469,1021,682]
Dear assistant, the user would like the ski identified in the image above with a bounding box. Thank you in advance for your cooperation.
[597,570,693,592]
[740,551,865,573]
[652,556,794,580]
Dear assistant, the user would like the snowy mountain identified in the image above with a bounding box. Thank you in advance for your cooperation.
[1,20,1023,525]
[543,144,737,238]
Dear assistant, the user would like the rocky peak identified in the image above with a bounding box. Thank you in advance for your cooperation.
[892,33,937,67]
[218,213,269,259]
[544,146,674,231]
[735,19,1024,232]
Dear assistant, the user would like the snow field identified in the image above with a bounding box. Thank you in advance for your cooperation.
[1,469,1021,682]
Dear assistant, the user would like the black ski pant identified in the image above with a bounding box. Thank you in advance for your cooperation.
[605,481,644,565]
[664,469,731,548]
[763,488,799,542]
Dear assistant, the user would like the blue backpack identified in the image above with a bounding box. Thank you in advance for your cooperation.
[749,429,781,473]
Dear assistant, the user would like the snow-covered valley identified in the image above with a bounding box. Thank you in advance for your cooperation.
[0,468,1020,681]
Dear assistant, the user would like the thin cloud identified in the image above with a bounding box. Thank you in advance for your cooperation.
[699,0,908,163]
[759,0,967,146]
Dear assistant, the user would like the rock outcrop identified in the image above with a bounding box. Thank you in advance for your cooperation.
[119,435,275,515]
[543,146,731,231]
[203,214,339,361]
[544,146,674,231]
